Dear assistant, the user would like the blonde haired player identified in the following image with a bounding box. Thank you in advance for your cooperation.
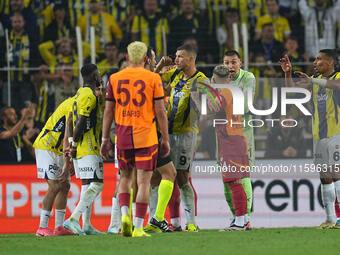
[101,41,169,237]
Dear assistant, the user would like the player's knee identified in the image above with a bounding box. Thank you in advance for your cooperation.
[48,182,61,195]
[176,171,188,188]
[59,181,70,193]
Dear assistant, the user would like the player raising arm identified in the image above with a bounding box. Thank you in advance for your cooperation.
[280,49,340,229]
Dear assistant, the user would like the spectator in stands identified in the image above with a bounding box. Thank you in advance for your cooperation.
[198,0,229,37]
[284,36,310,75]
[27,0,54,42]
[169,0,206,55]
[3,13,38,110]
[78,0,122,54]
[229,0,267,38]
[250,52,278,113]
[97,42,120,86]
[3,0,39,38]
[31,68,55,130]
[131,0,169,56]
[216,8,243,62]
[255,0,291,43]
[250,23,284,63]
[39,37,91,77]
[265,116,306,158]
[43,1,72,42]
[298,0,340,57]
[0,105,35,162]
[54,64,78,107]
[102,0,136,32]
[66,0,90,29]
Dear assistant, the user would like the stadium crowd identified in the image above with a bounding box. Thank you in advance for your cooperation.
[1,0,340,163]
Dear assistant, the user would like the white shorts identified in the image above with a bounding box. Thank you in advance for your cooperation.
[73,155,104,179]
[170,132,197,170]
[35,149,63,180]
[313,134,340,166]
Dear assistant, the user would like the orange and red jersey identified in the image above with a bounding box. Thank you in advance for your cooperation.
[215,88,248,157]
[106,67,164,149]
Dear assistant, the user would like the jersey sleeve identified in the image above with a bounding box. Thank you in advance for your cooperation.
[106,79,115,102]
[153,73,165,100]
[242,72,256,114]
[79,93,96,117]
[161,68,177,83]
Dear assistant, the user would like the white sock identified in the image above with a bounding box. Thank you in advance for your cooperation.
[321,183,336,223]
[134,217,144,229]
[179,183,196,225]
[55,209,66,228]
[109,196,121,228]
[132,202,136,222]
[79,184,92,227]
[244,214,248,225]
[71,182,104,221]
[39,210,51,228]
[121,205,129,216]
[235,215,245,227]
[171,217,181,227]
[334,180,340,206]
[149,186,159,222]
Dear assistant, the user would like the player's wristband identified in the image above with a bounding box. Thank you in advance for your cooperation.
[72,141,78,147]
[68,137,73,144]
[311,78,327,87]
[102,137,109,142]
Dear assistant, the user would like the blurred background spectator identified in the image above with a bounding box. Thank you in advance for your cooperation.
[0,105,35,162]
[77,0,122,55]
[265,116,306,158]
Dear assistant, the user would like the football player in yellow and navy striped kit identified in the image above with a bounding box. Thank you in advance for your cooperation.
[34,97,75,237]
[64,64,104,236]
[280,49,340,229]
[158,44,213,232]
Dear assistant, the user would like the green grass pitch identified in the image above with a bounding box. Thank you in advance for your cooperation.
[1,228,339,255]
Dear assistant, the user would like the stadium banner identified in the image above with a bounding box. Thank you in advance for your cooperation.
[0,159,325,233]
[0,163,118,234]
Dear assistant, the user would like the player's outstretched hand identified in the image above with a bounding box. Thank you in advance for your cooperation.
[101,140,113,160]
[295,71,312,87]
[279,54,292,73]
[160,140,170,158]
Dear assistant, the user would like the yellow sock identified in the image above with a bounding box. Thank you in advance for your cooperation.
[155,180,174,221]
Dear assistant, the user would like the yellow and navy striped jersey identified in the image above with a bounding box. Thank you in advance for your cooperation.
[163,68,210,135]
[205,0,230,35]
[35,81,55,129]
[72,87,101,158]
[131,12,169,56]
[77,12,123,53]
[68,0,91,28]
[33,97,74,155]
[103,0,135,25]
[311,72,340,140]
[230,0,267,28]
